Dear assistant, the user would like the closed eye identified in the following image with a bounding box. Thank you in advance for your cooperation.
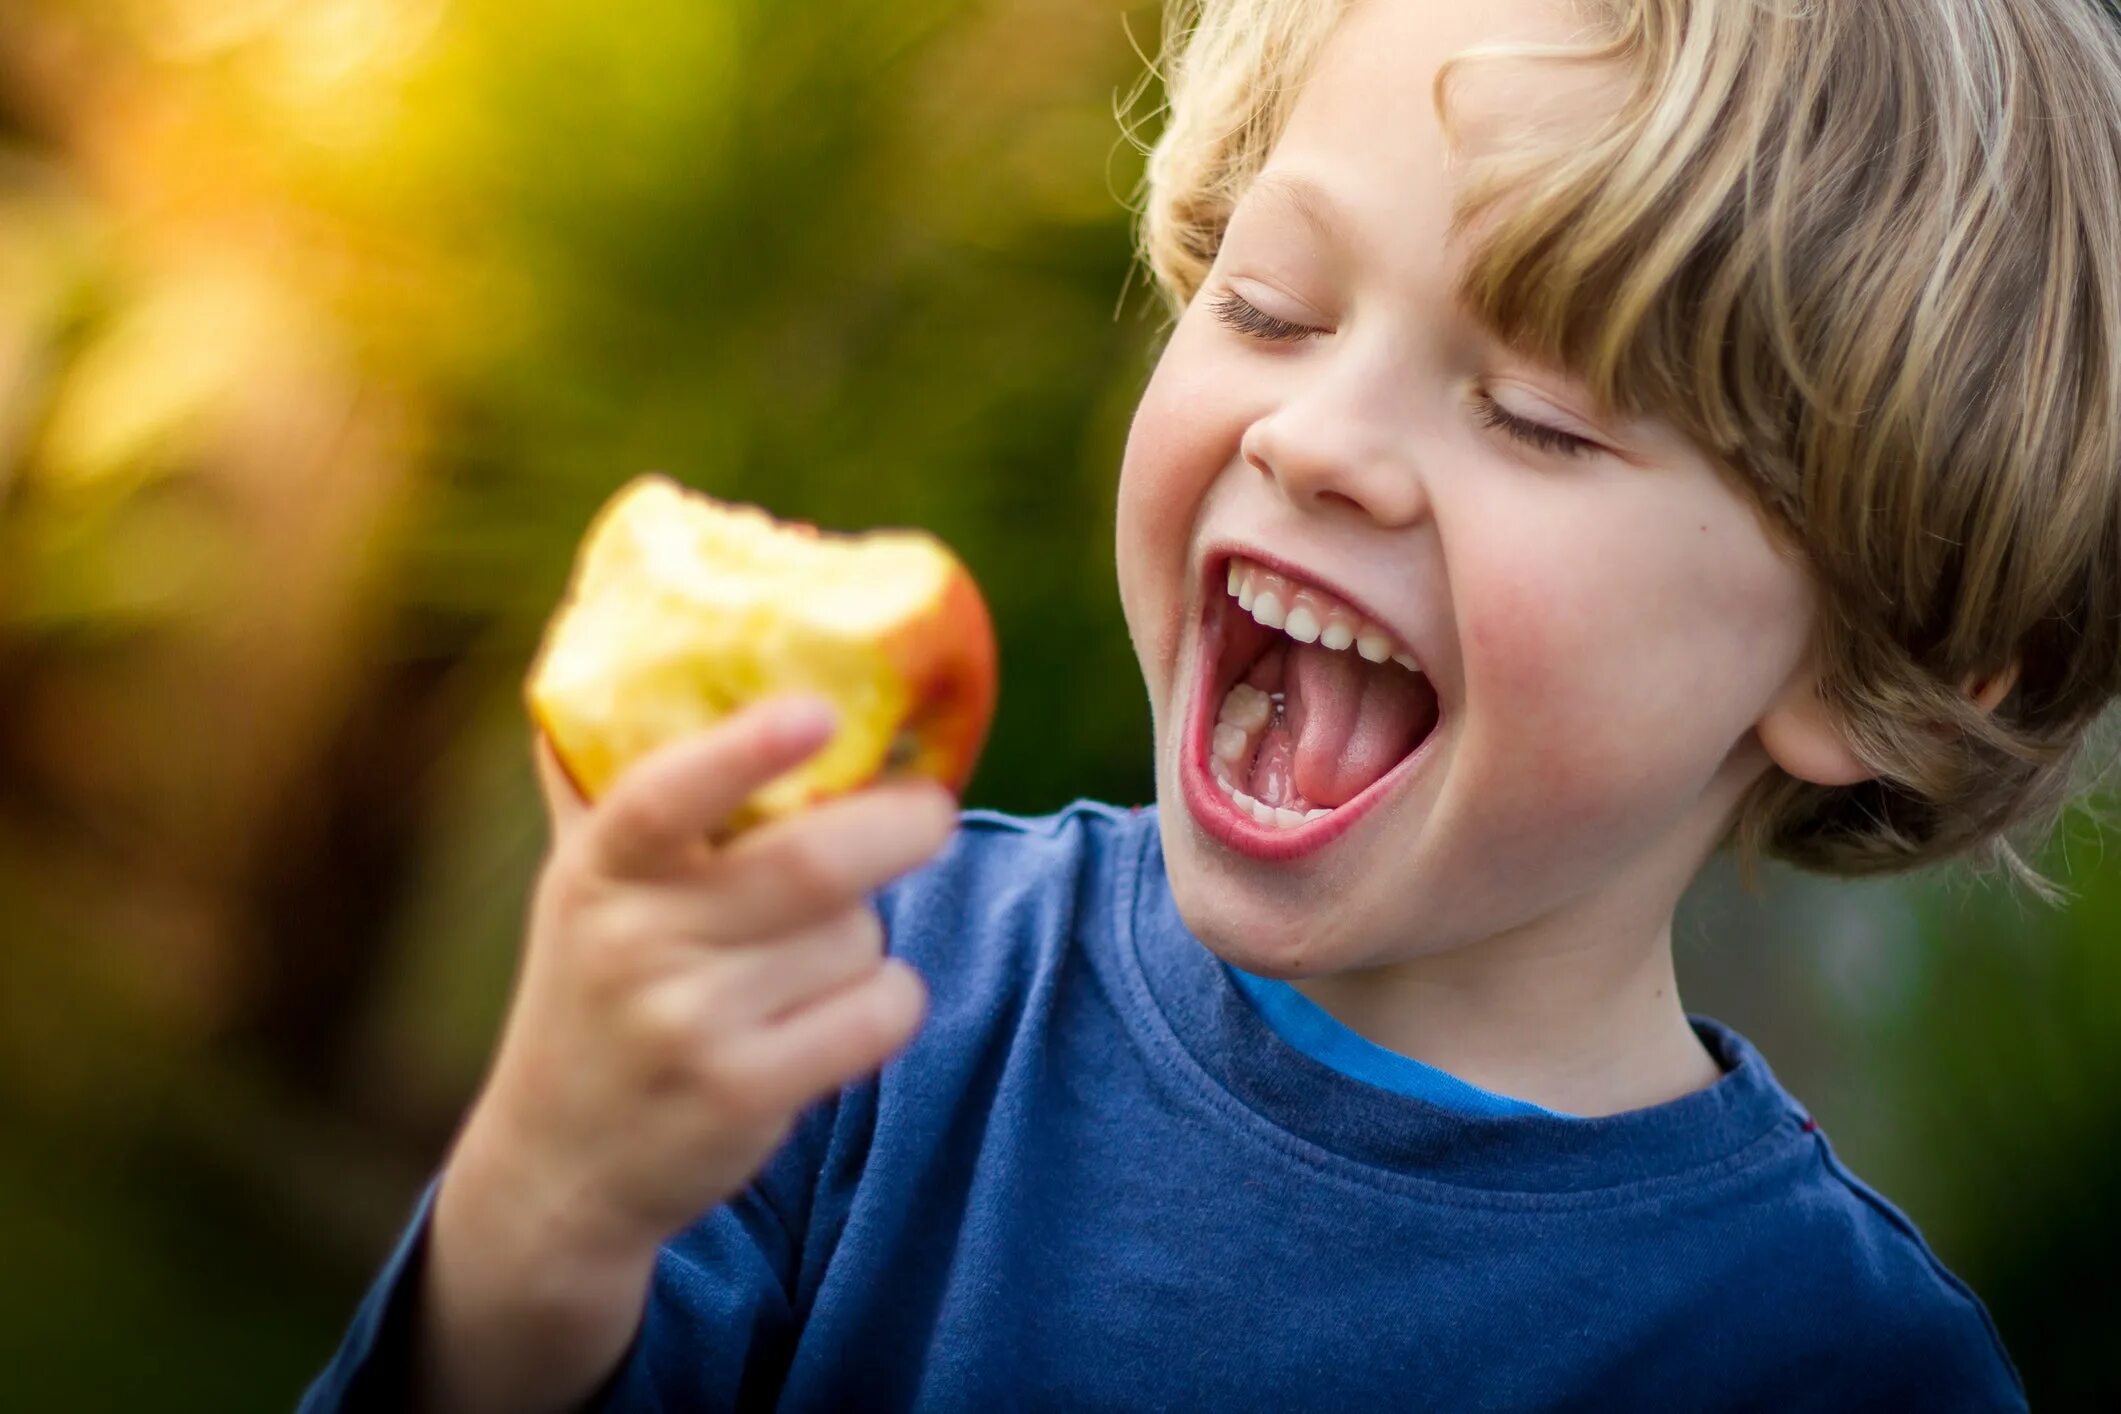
[1473,393,1599,458]
[1207,287,1322,343]
[1212,286,1600,458]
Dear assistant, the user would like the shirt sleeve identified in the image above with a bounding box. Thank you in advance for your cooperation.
[293,1174,445,1414]
[295,1095,840,1414]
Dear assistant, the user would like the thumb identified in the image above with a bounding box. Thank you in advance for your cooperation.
[532,729,593,843]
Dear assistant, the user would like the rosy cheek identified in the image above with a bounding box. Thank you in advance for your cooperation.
[1127,349,1231,513]
[1456,562,1631,811]
[1462,573,1543,681]
[1116,355,1223,683]
[1460,562,1593,723]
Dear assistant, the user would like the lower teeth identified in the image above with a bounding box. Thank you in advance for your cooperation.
[1210,760,1331,829]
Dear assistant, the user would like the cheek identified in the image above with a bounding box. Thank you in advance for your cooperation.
[1115,398,1184,608]
[1116,326,1238,680]
[1453,519,1799,824]
[1120,332,1228,531]
[1457,562,1627,814]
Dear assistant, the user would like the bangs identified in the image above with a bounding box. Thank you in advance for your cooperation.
[1439,2,1801,488]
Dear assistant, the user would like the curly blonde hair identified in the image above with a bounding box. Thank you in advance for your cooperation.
[1125,0,2121,898]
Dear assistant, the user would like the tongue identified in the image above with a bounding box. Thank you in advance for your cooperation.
[1286,639,1437,806]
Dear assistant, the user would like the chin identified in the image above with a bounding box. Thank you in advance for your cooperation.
[1157,836,1352,978]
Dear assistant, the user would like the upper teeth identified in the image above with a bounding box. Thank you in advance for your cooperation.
[1225,556,1421,673]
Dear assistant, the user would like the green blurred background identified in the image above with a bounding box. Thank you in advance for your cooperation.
[0,1,2112,1409]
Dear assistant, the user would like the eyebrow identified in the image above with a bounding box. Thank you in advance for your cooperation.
[1240,171,1349,249]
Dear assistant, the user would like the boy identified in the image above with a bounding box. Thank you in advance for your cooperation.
[306,0,2121,1406]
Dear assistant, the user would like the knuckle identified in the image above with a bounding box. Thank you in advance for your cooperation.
[883,789,956,864]
[538,877,653,1000]
[600,792,684,867]
[916,789,959,845]
[777,837,851,903]
[806,936,880,1006]
[838,907,886,959]
[839,968,903,1051]
[842,994,901,1063]
[580,888,658,949]
[536,841,603,916]
[618,980,717,1085]
[692,1047,779,1126]
[573,894,670,998]
[577,944,640,1013]
[683,963,747,1032]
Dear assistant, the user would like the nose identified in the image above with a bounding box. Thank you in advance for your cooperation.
[1239,374,1430,528]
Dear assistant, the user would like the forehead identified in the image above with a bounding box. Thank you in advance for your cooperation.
[1236,0,1617,259]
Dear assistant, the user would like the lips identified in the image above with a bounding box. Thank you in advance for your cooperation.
[1177,547,1446,863]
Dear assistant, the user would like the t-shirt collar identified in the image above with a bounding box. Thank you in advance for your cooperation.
[1119,804,1806,1194]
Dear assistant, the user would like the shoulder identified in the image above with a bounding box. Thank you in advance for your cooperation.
[870,798,1152,1020]
[873,799,1145,929]
[1745,1122,2027,1408]
[1674,1021,2025,1408]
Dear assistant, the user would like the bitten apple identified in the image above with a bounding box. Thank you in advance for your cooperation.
[525,473,997,836]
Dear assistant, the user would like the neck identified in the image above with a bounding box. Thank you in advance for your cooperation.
[1282,736,1780,1118]
[1288,905,1722,1119]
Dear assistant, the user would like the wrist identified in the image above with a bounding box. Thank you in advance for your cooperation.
[416,1116,660,1414]
[438,1101,661,1290]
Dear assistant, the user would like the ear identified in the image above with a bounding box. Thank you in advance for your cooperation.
[1755,657,1873,788]
[1968,659,2019,713]
[1756,655,2023,789]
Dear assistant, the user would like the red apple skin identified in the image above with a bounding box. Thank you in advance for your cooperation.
[878,564,999,796]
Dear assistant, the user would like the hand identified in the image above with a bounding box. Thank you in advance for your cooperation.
[446,695,955,1275]
[413,696,953,1413]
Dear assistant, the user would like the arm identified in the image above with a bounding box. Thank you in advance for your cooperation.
[299,699,948,1413]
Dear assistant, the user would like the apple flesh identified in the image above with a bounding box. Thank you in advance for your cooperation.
[525,473,998,836]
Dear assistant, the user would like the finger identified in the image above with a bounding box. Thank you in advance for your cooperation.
[532,730,592,843]
[708,905,885,1025]
[701,778,957,937]
[590,695,838,881]
[717,958,928,1115]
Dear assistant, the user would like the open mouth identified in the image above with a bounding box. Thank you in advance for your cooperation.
[1181,551,1443,858]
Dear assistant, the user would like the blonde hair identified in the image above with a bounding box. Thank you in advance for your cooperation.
[1126,0,2121,898]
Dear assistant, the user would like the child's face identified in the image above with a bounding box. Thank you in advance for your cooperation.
[1117,0,1837,977]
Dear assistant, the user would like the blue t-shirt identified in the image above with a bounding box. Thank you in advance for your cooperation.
[300,801,2026,1411]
